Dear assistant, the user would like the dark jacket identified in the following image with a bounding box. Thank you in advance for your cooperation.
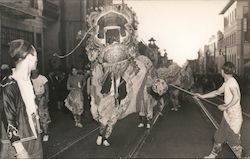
[0,76,38,144]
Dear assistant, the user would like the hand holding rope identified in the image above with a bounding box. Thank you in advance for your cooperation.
[169,84,250,118]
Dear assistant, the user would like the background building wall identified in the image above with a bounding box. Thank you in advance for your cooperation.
[221,0,250,76]
[0,0,45,71]
[43,0,61,72]
[60,0,112,71]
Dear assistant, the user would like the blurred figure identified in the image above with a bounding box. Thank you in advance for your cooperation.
[64,66,85,127]
[31,69,51,142]
[138,71,156,129]
[83,69,92,120]
[56,70,68,111]
[0,64,12,81]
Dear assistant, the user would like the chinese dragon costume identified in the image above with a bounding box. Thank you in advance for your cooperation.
[85,4,154,146]
[82,3,194,145]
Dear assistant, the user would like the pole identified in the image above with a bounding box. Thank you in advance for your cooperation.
[0,15,1,67]
[240,18,244,76]
[113,73,118,107]
[170,84,250,118]
[192,96,239,158]
[224,45,227,62]
[214,42,216,73]
[169,84,218,107]
[80,0,83,30]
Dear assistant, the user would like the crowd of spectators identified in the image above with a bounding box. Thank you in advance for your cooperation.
[193,73,249,95]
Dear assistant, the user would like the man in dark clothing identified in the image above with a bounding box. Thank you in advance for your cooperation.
[0,39,43,159]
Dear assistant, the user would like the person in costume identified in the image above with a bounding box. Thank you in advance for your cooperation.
[64,66,85,127]
[0,39,43,159]
[137,61,156,129]
[31,69,51,142]
[196,62,243,158]
[96,69,130,146]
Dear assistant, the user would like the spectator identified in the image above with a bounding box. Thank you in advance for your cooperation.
[0,64,12,81]
[0,39,43,158]
[64,66,85,127]
[31,69,51,142]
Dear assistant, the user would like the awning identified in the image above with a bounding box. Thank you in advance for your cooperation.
[0,3,35,19]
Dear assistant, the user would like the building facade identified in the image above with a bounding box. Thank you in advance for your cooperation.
[60,0,113,70]
[207,35,217,74]
[0,0,113,73]
[197,49,205,75]
[220,0,250,76]
[43,0,61,72]
[0,0,60,73]
[216,30,226,72]
[0,0,44,71]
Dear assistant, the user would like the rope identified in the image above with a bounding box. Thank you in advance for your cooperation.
[169,84,218,107]
[169,84,250,118]
[192,96,239,159]
[53,27,94,59]
[193,96,219,129]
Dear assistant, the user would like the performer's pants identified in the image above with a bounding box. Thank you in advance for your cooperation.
[74,114,82,124]
[212,117,242,158]
[0,133,43,159]
[170,90,180,108]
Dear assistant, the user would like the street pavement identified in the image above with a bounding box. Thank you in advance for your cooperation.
[135,97,235,158]
[42,93,250,158]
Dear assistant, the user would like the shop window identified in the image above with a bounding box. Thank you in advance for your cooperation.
[243,6,248,18]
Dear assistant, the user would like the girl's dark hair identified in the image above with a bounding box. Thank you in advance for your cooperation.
[71,65,77,70]
[70,65,78,75]
[222,62,235,75]
[8,39,34,63]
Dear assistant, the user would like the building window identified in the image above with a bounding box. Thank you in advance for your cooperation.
[224,17,228,28]
[230,12,232,24]
[234,32,236,44]
[232,34,234,45]
[234,8,236,19]
[233,54,236,64]
[1,26,34,46]
[230,34,232,46]
[30,0,38,9]
[243,6,248,18]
